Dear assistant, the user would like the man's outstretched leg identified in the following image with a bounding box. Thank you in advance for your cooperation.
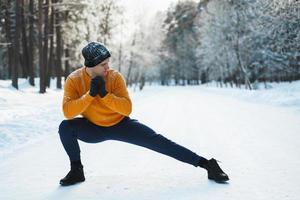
[58,117,229,185]
[106,117,229,183]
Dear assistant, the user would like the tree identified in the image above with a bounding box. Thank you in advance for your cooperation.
[11,0,21,89]
[20,0,29,79]
[97,0,122,45]
[55,0,62,89]
[194,0,300,88]
[161,0,199,85]
[38,0,45,93]
[28,0,35,86]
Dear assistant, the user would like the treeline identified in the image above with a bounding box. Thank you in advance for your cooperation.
[158,0,300,89]
[0,0,69,92]
[0,0,121,92]
[0,0,299,92]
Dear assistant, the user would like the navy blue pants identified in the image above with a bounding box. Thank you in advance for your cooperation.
[58,116,203,167]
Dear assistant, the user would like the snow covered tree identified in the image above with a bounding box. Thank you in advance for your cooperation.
[195,0,300,89]
[161,0,200,85]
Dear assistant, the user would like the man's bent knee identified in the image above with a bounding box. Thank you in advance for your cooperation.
[58,120,72,135]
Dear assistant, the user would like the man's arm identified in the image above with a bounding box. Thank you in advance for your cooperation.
[62,77,94,119]
[100,73,132,116]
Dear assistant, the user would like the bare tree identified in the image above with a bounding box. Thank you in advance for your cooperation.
[126,34,136,86]
[46,0,55,87]
[4,0,13,80]
[38,0,45,93]
[20,0,29,78]
[55,0,62,89]
[28,0,35,86]
[11,0,21,89]
[43,0,49,89]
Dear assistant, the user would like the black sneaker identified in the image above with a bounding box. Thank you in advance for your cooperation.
[203,158,229,183]
[60,165,85,186]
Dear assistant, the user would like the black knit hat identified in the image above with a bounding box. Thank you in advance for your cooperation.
[82,42,111,68]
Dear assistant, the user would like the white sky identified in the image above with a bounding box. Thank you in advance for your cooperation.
[119,0,179,22]
[115,0,180,41]
[113,0,198,45]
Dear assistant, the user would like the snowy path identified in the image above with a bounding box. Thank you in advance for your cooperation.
[1,86,300,200]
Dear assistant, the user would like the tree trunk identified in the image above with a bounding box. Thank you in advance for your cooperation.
[64,47,70,79]
[46,0,54,87]
[126,52,133,87]
[235,10,251,90]
[126,35,136,86]
[139,74,145,91]
[43,0,49,88]
[4,0,13,80]
[64,10,70,80]
[28,0,35,86]
[12,0,21,89]
[20,0,29,78]
[117,43,123,73]
[55,0,62,89]
[38,0,46,93]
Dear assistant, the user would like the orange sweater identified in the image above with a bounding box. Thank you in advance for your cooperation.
[62,67,132,127]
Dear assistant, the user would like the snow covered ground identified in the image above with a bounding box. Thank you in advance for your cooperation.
[0,79,300,200]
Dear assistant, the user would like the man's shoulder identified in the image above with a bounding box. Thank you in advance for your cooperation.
[67,67,85,80]
[108,69,124,80]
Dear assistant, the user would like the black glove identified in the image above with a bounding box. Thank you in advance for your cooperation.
[89,76,102,97]
[97,76,108,98]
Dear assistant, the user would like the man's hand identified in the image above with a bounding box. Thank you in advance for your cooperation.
[89,76,101,97]
[97,76,108,98]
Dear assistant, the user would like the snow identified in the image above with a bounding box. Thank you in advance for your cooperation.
[0,79,300,200]
[202,81,300,113]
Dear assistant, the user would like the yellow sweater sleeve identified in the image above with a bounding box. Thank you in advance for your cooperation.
[101,73,132,116]
[62,77,94,119]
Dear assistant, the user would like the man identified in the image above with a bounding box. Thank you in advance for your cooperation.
[58,42,229,186]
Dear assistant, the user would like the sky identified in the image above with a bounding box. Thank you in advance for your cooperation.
[119,0,179,22]
[115,0,183,41]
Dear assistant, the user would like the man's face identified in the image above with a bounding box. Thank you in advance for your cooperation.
[90,58,110,77]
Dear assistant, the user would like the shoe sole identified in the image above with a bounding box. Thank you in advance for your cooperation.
[60,178,85,186]
[208,176,229,183]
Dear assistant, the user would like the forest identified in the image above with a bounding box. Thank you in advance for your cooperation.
[0,0,299,92]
